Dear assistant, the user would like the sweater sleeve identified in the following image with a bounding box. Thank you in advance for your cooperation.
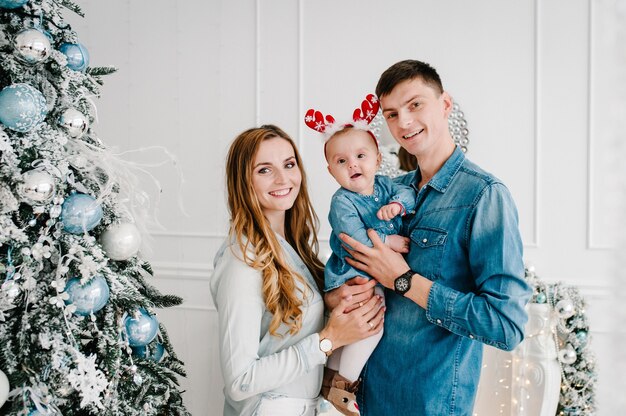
[211,250,327,402]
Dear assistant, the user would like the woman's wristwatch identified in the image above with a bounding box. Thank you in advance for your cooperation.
[319,337,333,356]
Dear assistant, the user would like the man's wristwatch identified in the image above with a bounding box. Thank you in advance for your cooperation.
[394,270,414,296]
[319,337,333,356]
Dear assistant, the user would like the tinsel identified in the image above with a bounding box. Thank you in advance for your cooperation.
[0,1,189,415]
[525,266,597,415]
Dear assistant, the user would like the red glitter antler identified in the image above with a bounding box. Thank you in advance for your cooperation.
[304,109,336,133]
[352,94,380,124]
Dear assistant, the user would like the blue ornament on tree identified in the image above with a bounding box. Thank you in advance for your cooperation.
[0,83,47,132]
[64,275,110,316]
[0,0,28,9]
[125,308,159,347]
[132,342,165,362]
[60,193,103,234]
[59,42,90,72]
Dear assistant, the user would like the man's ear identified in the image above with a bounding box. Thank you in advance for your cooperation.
[442,91,453,118]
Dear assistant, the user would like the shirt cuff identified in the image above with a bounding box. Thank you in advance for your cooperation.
[425,281,458,328]
[295,333,327,371]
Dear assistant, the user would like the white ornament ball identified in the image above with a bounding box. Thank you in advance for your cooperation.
[0,368,9,408]
[558,344,577,365]
[13,28,51,65]
[100,223,142,260]
[57,108,89,138]
[555,299,575,319]
[18,170,56,204]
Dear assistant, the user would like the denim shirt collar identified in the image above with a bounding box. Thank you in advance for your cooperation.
[413,145,465,193]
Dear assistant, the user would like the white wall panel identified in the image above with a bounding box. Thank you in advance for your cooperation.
[66,0,622,414]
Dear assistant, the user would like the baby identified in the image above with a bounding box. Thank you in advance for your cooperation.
[305,95,416,416]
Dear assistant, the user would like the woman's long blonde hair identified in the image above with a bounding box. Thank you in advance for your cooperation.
[225,125,324,336]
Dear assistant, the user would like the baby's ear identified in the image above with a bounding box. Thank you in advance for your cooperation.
[327,165,332,174]
[376,152,382,167]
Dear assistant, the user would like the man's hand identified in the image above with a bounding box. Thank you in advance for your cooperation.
[324,276,377,312]
[339,229,411,290]
[376,202,403,221]
[385,234,410,253]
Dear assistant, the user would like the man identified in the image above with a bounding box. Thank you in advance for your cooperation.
[327,60,532,415]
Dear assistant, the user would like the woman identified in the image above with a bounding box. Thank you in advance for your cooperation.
[211,125,384,416]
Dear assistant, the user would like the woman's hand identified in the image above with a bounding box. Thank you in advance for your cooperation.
[324,276,377,312]
[319,293,385,351]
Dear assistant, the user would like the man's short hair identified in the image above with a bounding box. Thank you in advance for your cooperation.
[376,60,444,98]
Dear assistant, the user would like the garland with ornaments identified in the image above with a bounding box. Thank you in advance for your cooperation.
[0,0,188,414]
[525,266,597,415]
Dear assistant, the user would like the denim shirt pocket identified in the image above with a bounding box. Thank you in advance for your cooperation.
[409,226,447,280]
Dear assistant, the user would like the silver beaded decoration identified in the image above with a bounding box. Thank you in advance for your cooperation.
[448,101,469,153]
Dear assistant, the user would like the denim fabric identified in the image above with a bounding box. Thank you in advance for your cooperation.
[325,175,416,291]
[357,147,532,416]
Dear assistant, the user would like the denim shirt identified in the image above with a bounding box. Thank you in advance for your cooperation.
[211,234,327,416]
[325,175,416,291]
[357,147,532,416]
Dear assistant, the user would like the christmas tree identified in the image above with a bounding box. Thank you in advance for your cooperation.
[0,0,189,414]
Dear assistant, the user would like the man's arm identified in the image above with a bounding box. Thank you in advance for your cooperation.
[340,184,532,351]
[339,230,432,309]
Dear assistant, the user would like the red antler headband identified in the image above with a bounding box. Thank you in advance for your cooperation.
[304,94,381,160]
[304,93,380,139]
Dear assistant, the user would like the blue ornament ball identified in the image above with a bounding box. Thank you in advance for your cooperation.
[60,193,103,234]
[59,42,90,72]
[0,0,28,9]
[0,83,47,132]
[132,342,165,362]
[535,292,546,304]
[125,308,159,347]
[64,275,110,316]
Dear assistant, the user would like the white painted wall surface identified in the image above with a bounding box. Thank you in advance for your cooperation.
[66,0,624,414]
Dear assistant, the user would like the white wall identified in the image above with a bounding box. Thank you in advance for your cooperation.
[68,0,624,414]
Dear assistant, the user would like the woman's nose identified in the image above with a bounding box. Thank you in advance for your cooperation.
[274,169,287,183]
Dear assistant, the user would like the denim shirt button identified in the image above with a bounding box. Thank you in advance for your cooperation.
[469,334,474,339]
[374,197,379,202]
[436,319,442,324]
[422,238,428,243]
[389,224,394,229]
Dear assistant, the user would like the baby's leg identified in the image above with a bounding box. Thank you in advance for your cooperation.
[337,286,385,382]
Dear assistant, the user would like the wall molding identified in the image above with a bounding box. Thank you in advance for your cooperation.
[150,231,227,239]
[530,0,541,248]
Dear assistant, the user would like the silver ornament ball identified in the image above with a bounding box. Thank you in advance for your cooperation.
[100,223,142,260]
[18,170,56,204]
[13,28,51,65]
[58,108,89,138]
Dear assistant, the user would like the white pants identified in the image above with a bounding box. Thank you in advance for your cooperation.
[255,396,319,416]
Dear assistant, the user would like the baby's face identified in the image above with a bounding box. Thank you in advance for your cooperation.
[326,129,381,195]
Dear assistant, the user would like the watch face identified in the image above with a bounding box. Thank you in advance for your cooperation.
[395,277,410,292]
[320,338,332,353]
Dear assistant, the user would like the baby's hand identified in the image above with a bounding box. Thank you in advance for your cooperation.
[377,202,403,221]
[385,234,410,253]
